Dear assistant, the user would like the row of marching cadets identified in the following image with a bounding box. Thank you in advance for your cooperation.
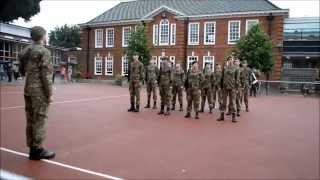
[127,52,256,123]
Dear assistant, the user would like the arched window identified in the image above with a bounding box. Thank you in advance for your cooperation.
[159,19,169,45]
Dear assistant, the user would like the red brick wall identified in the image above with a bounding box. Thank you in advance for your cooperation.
[79,11,284,80]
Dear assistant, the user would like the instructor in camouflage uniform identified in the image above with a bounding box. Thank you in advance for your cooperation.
[240,60,252,112]
[158,56,172,115]
[144,58,158,109]
[19,26,55,160]
[185,61,203,119]
[217,56,240,123]
[171,63,185,111]
[212,64,222,109]
[200,63,213,113]
[128,52,144,112]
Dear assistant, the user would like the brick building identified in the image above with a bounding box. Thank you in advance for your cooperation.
[79,0,289,80]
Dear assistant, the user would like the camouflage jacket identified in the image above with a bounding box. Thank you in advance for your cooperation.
[240,67,252,88]
[145,64,159,83]
[129,60,144,82]
[222,65,240,90]
[19,43,53,98]
[158,62,172,86]
[185,69,203,90]
[201,68,213,89]
[172,68,185,86]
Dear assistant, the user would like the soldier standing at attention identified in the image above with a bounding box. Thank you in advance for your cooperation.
[234,59,242,117]
[144,58,158,109]
[18,26,55,160]
[158,57,172,116]
[185,61,203,119]
[217,56,239,123]
[240,60,252,112]
[171,63,185,111]
[212,64,222,109]
[200,63,213,113]
[127,52,144,112]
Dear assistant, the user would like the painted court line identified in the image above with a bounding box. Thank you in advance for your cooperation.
[0,95,129,111]
[0,147,124,180]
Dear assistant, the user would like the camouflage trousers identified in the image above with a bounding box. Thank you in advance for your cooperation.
[159,83,171,107]
[220,88,236,113]
[171,84,183,106]
[242,86,250,108]
[186,87,200,113]
[236,88,243,112]
[212,86,222,108]
[129,80,141,107]
[146,81,157,103]
[24,95,49,149]
[201,87,213,109]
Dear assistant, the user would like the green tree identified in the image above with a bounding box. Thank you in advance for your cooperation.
[126,25,150,66]
[49,24,80,48]
[0,0,41,22]
[236,24,273,74]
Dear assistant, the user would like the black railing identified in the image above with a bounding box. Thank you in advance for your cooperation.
[284,28,320,41]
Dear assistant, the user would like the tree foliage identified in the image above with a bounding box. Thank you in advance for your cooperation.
[0,0,41,22]
[49,24,80,48]
[235,24,274,73]
[126,25,150,66]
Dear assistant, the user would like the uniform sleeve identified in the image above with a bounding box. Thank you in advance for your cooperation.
[140,63,144,82]
[144,66,148,81]
[235,69,241,89]
[40,49,53,98]
[18,46,30,76]
[182,70,186,83]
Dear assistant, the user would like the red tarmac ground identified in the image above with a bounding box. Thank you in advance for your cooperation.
[0,84,319,179]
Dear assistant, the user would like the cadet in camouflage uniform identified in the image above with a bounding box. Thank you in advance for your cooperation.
[144,58,159,109]
[18,26,55,160]
[200,63,213,113]
[217,56,240,123]
[128,52,144,112]
[185,61,203,119]
[171,63,185,111]
[158,57,172,115]
[240,60,252,112]
[212,64,222,109]
[234,59,242,117]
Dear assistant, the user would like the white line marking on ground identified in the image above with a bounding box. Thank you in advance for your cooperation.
[0,95,129,111]
[0,147,124,180]
[0,169,31,180]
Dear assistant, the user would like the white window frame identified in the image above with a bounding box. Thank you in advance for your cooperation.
[170,23,176,45]
[188,22,200,45]
[105,28,114,48]
[122,27,131,47]
[95,29,103,48]
[170,56,175,66]
[159,19,170,46]
[94,56,103,75]
[105,56,113,76]
[246,19,259,34]
[228,20,241,45]
[202,56,214,71]
[121,55,129,76]
[204,21,216,45]
[187,56,198,71]
[153,25,159,46]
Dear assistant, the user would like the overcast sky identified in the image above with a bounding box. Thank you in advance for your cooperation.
[13,0,319,32]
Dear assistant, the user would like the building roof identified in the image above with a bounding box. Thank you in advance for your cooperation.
[83,0,287,26]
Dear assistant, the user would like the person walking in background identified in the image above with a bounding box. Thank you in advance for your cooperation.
[13,64,20,81]
[144,58,159,109]
[0,64,6,81]
[6,63,13,82]
[240,60,252,112]
[171,63,185,111]
[200,63,213,113]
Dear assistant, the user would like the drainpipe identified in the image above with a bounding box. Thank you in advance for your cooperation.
[184,17,189,71]
[86,26,91,77]
[266,13,274,95]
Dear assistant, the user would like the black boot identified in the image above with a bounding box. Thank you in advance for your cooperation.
[217,112,224,121]
[128,103,135,112]
[209,106,213,114]
[246,106,249,112]
[158,105,164,115]
[164,107,170,116]
[226,111,231,116]
[232,113,237,123]
[237,111,240,117]
[199,107,204,113]
[185,112,191,118]
[179,104,183,111]
[134,105,140,112]
[153,102,157,109]
[144,101,150,108]
[29,147,55,160]
[195,112,199,119]
[171,104,175,111]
